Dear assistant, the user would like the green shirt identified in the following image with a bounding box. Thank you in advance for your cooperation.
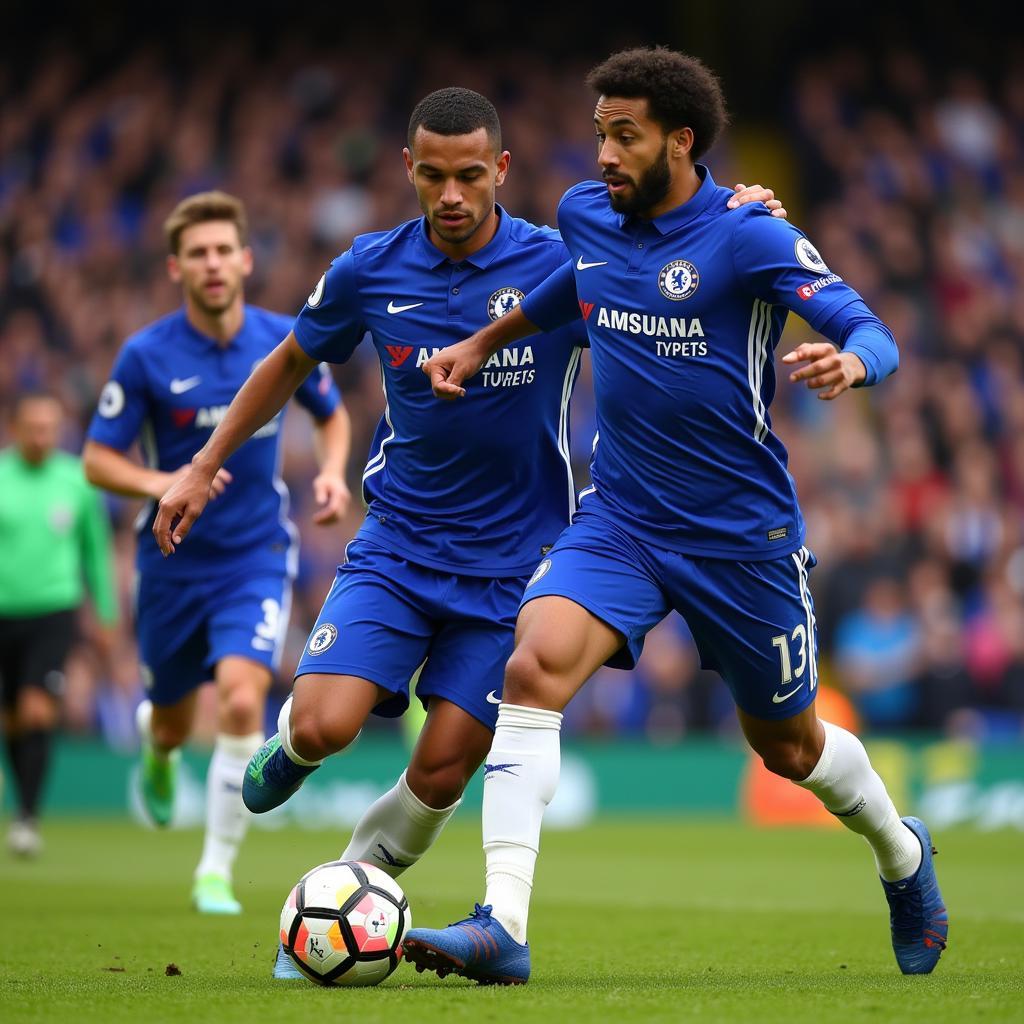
[0,448,118,623]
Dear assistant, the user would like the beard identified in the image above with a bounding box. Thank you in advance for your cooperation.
[606,141,672,216]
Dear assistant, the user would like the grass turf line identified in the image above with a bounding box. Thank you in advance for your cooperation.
[1,818,1021,1023]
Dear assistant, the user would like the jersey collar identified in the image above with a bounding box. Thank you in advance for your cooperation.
[620,164,717,235]
[417,204,512,270]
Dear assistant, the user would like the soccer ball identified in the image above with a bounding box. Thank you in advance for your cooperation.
[279,860,411,986]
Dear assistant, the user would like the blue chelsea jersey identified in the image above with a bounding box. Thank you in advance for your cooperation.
[293,207,587,577]
[87,306,341,579]
[553,166,873,560]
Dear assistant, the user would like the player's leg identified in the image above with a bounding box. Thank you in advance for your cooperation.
[346,575,526,879]
[3,610,74,855]
[134,574,210,828]
[405,517,668,984]
[245,538,435,814]
[190,654,272,914]
[342,698,492,875]
[682,546,946,974]
[136,692,197,828]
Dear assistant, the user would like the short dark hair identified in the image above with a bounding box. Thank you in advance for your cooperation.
[586,47,728,160]
[164,191,248,255]
[407,87,502,151]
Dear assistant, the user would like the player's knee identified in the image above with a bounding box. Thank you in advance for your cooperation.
[289,701,358,760]
[758,738,819,781]
[503,645,549,704]
[219,683,263,734]
[18,690,58,731]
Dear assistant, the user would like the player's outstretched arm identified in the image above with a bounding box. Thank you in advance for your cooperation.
[153,332,317,554]
[424,304,540,400]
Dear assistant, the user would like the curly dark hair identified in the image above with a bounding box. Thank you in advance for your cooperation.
[407,87,502,152]
[585,47,729,160]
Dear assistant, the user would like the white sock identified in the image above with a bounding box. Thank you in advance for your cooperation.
[277,695,322,767]
[482,704,563,944]
[341,770,460,878]
[796,720,922,882]
[135,700,171,759]
[196,731,264,881]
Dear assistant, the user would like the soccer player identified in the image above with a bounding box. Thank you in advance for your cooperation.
[0,392,118,856]
[151,91,784,974]
[83,191,349,914]
[405,49,947,983]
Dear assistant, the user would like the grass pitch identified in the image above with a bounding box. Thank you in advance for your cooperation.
[1,817,1021,1023]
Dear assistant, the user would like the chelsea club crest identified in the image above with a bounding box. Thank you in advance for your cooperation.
[487,287,526,320]
[658,260,699,300]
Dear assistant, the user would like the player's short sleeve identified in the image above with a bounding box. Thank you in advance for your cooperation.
[292,251,366,364]
[293,361,342,419]
[85,343,150,452]
[730,209,860,331]
[520,260,581,333]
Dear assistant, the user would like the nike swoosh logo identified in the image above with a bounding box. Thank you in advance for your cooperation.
[169,376,201,394]
[771,684,804,704]
[387,301,424,314]
[576,257,608,271]
[485,691,502,704]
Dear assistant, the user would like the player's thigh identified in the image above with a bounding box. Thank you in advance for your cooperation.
[510,513,669,708]
[294,539,437,721]
[135,575,210,705]
[291,673,389,747]
[507,596,626,709]
[414,571,525,731]
[206,571,292,677]
[673,546,819,721]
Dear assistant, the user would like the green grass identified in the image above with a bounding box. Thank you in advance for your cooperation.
[1,818,1022,1023]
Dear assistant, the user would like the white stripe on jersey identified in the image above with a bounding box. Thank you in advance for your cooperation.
[361,365,396,500]
[556,346,583,520]
[133,418,159,534]
[747,299,772,443]
[791,546,817,690]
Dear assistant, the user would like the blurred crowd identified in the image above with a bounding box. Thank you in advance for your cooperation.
[1,40,1023,746]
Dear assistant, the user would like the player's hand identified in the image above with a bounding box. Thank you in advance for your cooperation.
[728,183,787,219]
[422,336,488,399]
[311,472,351,525]
[152,462,223,555]
[782,343,866,400]
[153,464,232,500]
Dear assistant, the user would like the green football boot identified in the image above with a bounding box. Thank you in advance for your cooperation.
[140,745,179,828]
[192,873,242,915]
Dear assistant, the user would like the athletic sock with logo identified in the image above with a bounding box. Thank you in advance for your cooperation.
[796,720,922,881]
[341,769,460,878]
[196,731,264,880]
[481,703,563,944]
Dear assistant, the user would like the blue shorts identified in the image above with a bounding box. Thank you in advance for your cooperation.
[135,567,291,706]
[294,536,529,730]
[522,509,819,721]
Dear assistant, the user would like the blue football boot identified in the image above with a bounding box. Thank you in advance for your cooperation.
[242,734,317,814]
[881,816,948,974]
[404,904,530,985]
[272,942,305,980]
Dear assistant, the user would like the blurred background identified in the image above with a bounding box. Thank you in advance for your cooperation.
[2,0,1022,826]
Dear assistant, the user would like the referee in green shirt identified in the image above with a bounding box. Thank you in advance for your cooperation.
[0,391,118,855]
